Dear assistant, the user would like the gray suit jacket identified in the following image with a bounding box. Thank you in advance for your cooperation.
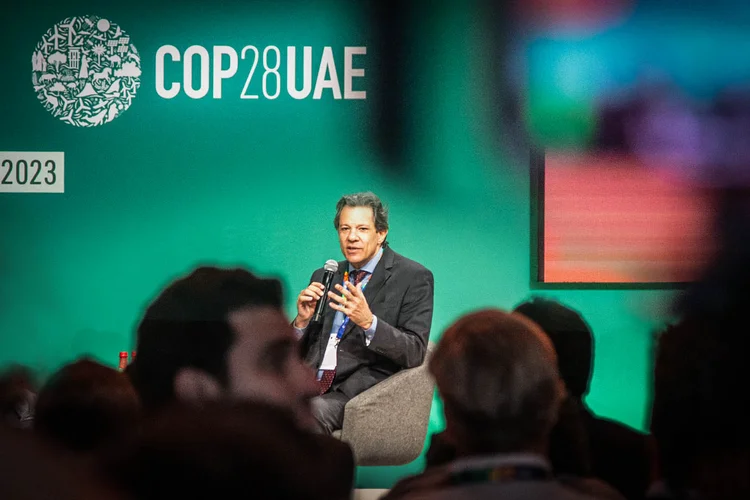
[300,246,434,400]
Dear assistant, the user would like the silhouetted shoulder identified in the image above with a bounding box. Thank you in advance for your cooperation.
[583,409,652,500]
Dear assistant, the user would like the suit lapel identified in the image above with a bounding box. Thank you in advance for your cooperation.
[342,247,394,339]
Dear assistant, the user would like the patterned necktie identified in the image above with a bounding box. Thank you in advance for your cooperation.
[349,269,367,287]
[318,269,368,395]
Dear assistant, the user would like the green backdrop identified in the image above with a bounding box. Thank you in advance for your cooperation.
[1,0,670,488]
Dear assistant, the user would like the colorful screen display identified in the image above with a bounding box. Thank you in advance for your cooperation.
[540,152,716,283]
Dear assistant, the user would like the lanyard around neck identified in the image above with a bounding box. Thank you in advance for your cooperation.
[335,272,369,339]
[449,464,552,486]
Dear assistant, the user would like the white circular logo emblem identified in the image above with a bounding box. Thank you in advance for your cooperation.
[32,16,141,127]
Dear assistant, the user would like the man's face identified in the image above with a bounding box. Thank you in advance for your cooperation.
[337,205,388,268]
[225,306,319,430]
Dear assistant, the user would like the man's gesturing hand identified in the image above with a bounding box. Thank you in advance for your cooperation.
[294,282,325,329]
[328,282,374,330]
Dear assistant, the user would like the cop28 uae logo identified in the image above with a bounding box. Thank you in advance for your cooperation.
[31,16,141,127]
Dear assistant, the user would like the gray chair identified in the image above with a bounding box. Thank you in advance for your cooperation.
[333,342,436,466]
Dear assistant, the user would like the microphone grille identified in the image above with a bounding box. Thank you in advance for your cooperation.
[324,260,339,272]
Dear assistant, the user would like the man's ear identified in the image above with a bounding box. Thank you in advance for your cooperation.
[174,367,222,403]
[378,230,389,246]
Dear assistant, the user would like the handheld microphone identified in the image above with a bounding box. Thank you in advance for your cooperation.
[311,259,339,325]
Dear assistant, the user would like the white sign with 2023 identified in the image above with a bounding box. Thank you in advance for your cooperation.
[1,152,64,193]
[31,15,141,127]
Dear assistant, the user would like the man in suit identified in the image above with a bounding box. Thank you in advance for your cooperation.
[293,192,434,434]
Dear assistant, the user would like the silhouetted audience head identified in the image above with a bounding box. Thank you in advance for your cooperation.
[651,315,750,500]
[131,266,318,430]
[34,358,140,453]
[429,308,564,455]
[100,400,354,500]
[0,424,120,500]
[0,365,36,429]
[515,298,655,500]
[512,297,596,476]
[514,297,593,399]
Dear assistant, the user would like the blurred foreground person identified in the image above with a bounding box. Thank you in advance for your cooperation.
[385,309,623,500]
[126,266,354,497]
[649,315,750,500]
[0,365,37,429]
[130,266,320,430]
[100,400,354,500]
[0,424,121,500]
[34,358,140,454]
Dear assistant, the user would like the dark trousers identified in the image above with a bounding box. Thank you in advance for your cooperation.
[311,391,349,435]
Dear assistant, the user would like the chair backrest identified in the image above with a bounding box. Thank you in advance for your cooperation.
[340,341,436,466]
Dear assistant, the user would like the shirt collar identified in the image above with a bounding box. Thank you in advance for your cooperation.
[349,247,383,274]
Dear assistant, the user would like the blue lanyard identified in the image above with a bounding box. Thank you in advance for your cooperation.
[335,275,369,339]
